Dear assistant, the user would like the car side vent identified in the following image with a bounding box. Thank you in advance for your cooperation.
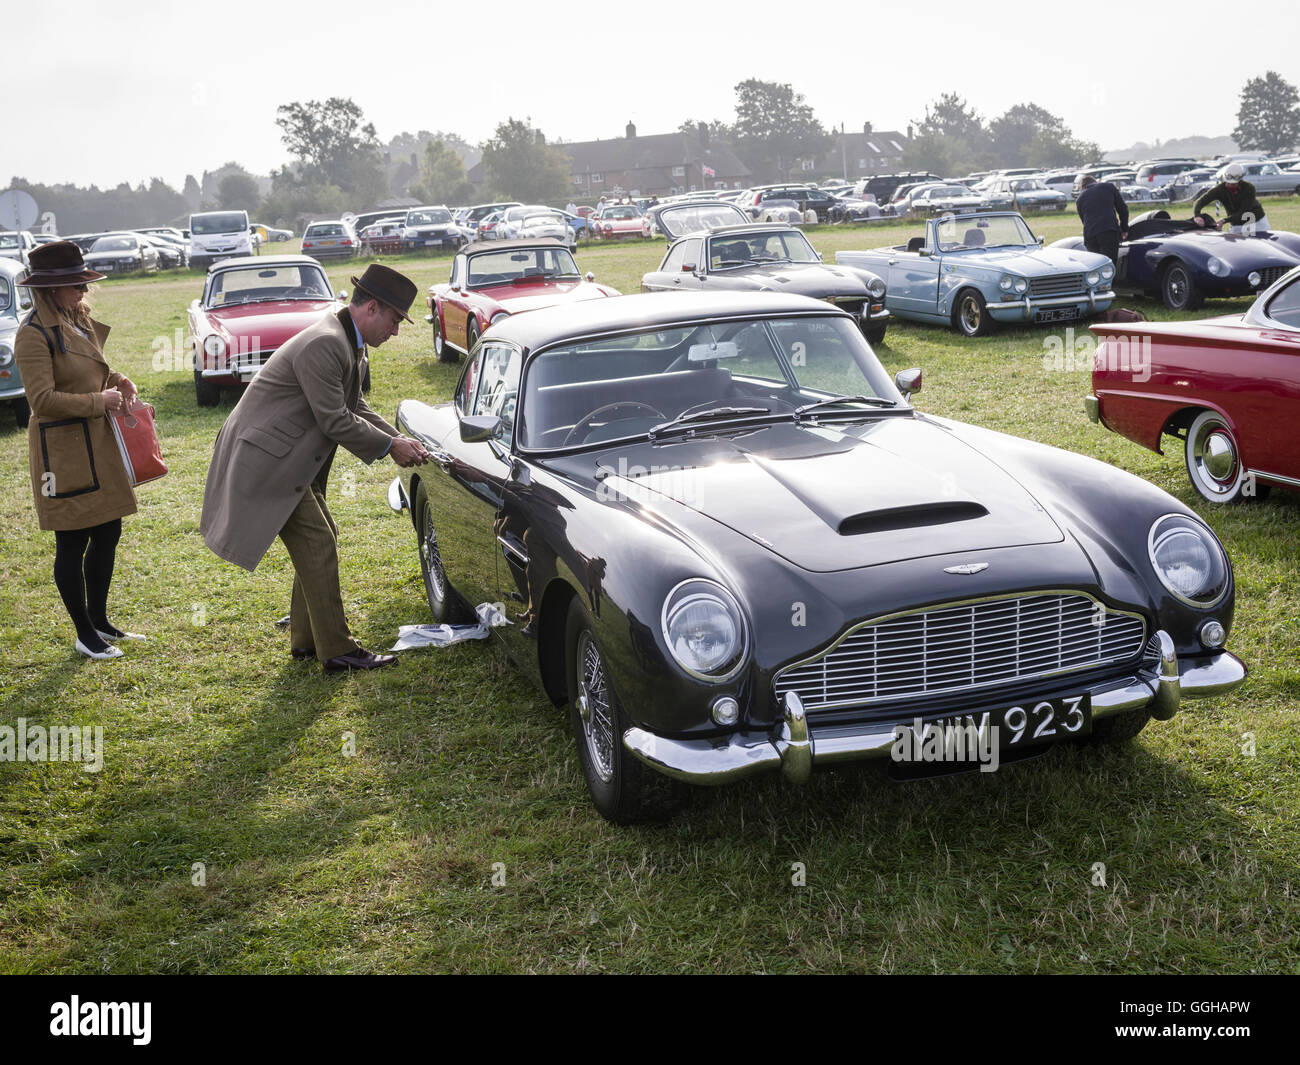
[838,501,988,536]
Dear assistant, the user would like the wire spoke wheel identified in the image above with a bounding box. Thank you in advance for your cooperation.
[576,631,615,784]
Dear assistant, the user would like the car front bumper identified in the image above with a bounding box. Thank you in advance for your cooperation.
[986,288,1114,321]
[622,630,1246,785]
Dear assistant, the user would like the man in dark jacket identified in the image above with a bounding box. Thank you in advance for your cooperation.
[1075,175,1129,266]
[1193,163,1269,233]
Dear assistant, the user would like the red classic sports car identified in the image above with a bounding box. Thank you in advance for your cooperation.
[596,204,651,240]
[1087,264,1300,503]
[188,255,343,406]
[426,239,618,363]
[360,219,405,255]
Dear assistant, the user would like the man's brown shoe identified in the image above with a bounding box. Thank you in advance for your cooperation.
[322,648,398,673]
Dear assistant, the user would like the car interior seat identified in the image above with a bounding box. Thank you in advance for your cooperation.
[907,236,926,252]
[963,229,986,247]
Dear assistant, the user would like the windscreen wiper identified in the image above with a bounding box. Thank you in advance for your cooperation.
[794,395,896,421]
[648,406,775,439]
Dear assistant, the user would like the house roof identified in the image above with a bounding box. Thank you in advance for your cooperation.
[837,130,910,157]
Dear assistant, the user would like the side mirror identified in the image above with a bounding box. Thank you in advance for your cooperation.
[336,290,348,301]
[459,414,501,443]
[585,271,595,282]
[683,262,697,273]
[895,367,922,400]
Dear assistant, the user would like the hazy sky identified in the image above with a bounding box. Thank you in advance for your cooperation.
[6,0,1299,191]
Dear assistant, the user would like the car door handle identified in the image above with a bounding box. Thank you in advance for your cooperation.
[430,448,453,468]
[888,259,897,265]
[497,534,529,566]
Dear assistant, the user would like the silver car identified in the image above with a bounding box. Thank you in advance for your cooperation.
[0,230,36,266]
[1232,161,1300,197]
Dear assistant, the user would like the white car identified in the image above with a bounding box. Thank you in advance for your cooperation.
[0,230,37,266]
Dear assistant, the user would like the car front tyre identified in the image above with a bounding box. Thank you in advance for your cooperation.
[1161,260,1202,310]
[1184,409,1265,503]
[564,596,686,824]
[952,288,992,337]
[194,369,220,407]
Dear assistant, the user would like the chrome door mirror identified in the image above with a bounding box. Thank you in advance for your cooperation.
[895,367,922,400]
[459,414,501,443]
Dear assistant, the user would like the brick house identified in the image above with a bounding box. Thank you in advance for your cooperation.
[469,122,751,201]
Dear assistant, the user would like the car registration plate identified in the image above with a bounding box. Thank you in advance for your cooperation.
[934,694,1091,749]
[1034,307,1080,323]
[99,263,113,271]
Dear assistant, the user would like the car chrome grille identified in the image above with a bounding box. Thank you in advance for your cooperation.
[773,592,1147,713]
[1029,274,1085,298]
[1256,266,1289,289]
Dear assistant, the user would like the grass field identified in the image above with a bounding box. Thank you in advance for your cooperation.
[1,205,1298,974]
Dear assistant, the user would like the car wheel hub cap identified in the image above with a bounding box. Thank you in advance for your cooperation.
[421,519,446,601]
[1203,431,1237,481]
[577,633,615,783]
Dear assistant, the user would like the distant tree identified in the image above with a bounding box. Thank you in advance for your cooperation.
[679,118,733,143]
[480,119,571,203]
[732,79,829,181]
[989,103,1099,168]
[916,92,986,143]
[1233,71,1300,153]
[217,172,261,213]
[182,174,202,209]
[410,139,473,204]
[904,93,994,174]
[259,165,345,231]
[275,97,387,200]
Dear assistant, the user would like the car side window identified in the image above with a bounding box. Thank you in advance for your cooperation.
[1265,278,1300,329]
[661,242,688,273]
[449,255,464,288]
[472,342,522,440]
[455,351,482,415]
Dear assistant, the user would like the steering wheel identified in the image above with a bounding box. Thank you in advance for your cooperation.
[562,402,665,447]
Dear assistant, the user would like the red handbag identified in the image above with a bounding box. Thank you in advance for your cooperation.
[109,400,167,486]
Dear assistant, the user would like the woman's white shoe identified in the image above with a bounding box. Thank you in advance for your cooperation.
[96,629,147,643]
[76,639,125,660]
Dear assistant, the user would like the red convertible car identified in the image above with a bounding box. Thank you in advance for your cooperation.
[188,255,343,406]
[596,204,651,240]
[426,239,618,362]
[1087,264,1300,503]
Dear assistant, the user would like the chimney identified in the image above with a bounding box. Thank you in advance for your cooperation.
[863,121,872,134]
[698,121,709,145]
[626,120,636,139]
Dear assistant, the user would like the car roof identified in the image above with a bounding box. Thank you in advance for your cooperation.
[462,238,569,255]
[491,291,846,353]
[0,257,27,278]
[207,254,324,270]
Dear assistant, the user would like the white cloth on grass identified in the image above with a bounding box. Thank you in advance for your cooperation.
[389,602,511,651]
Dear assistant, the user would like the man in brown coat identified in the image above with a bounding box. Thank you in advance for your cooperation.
[200,263,429,672]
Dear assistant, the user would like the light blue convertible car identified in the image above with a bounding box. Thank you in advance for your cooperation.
[836,212,1115,336]
[0,257,32,427]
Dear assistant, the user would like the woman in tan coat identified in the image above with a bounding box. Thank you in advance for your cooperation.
[15,241,143,660]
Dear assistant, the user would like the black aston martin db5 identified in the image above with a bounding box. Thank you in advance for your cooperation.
[388,291,1246,822]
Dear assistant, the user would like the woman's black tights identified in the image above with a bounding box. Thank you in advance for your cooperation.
[53,519,122,651]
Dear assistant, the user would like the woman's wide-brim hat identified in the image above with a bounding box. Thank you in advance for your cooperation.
[21,240,107,287]
[350,263,417,323]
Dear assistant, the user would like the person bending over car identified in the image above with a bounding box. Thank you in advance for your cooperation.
[1075,174,1129,267]
[1193,162,1269,233]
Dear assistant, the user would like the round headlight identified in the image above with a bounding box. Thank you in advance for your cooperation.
[867,277,886,298]
[1014,278,1028,294]
[202,334,226,358]
[999,274,1014,291]
[661,579,747,682]
[1086,270,1101,287]
[1206,255,1229,278]
[1148,514,1229,607]
[1248,271,1262,287]
[1100,263,1115,280]
[0,343,13,367]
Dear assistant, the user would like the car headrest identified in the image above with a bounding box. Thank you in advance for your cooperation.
[907,236,925,252]
[963,229,986,247]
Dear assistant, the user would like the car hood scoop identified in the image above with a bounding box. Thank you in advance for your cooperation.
[622,418,1062,572]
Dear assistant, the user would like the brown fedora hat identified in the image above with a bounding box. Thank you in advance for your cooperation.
[21,240,107,287]
[350,263,417,323]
